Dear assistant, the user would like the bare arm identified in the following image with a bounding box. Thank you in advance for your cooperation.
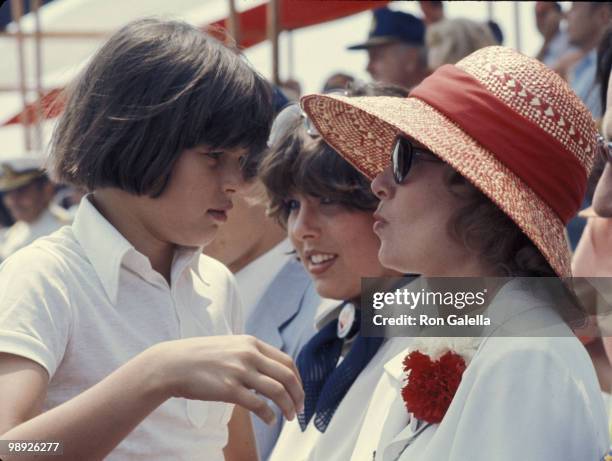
[0,353,48,435]
[0,335,303,461]
[1,350,166,461]
[223,405,258,461]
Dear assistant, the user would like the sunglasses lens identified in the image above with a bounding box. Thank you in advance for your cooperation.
[392,138,412,183]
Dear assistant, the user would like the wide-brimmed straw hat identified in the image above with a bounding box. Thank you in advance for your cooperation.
[301,46,601,278]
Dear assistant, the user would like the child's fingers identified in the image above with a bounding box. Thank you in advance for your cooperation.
[256,340,304,388]
[253,349,304,413]
[233,387,276,426]
[255,339,294,369]
[244,373,296,421]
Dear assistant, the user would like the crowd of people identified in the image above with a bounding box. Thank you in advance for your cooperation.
[0,2,611,460]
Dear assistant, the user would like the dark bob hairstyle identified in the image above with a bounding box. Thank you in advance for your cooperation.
[258,82,408,225]
[49,18,273,197]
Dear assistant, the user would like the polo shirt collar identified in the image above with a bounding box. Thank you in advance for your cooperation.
[72,195,206,304]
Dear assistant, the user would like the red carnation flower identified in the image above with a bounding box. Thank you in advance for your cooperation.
[401,350,466,424]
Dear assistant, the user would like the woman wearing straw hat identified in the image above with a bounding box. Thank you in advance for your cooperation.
[300,46,610,460]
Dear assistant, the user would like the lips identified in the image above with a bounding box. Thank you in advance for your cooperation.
[373,204,387,222]
[373,210,388,233]
[207,202,233,223]
[207,210,228,222]
[303,250,338,275]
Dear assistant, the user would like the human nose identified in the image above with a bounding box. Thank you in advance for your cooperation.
[223,161,246,194]
[288,201,320,243]
[371,166,395,200]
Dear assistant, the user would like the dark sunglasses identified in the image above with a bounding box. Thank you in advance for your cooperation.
[391,137,441,184]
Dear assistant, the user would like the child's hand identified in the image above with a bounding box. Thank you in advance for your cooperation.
[148,335,304,425]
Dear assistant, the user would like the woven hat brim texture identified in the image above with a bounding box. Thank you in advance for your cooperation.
[301,93,572,278]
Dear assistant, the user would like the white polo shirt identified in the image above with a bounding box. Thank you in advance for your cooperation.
[0,196,243,461]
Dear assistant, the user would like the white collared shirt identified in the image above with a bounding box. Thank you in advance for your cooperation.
[0,196,243,461]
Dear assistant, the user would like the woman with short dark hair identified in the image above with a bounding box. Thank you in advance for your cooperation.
[259,83,413,461]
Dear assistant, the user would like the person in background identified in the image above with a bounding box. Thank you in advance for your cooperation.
[279,79,302,102]
[204,181,288,276]
[0,154,71,261]
[593,35,612,357]
[322,72,355,93]
[567,2,612,119]
[535,2,574,69]
[0,200,13,229]
[418,1,502,45]
[425,18,497,71]
[573,25,612,444]
[348,7,428,90]
[204,174,329,460]
[573,26,612,302]
[565,3,611,248]
[418,1,444,26]
[486,20,504,45]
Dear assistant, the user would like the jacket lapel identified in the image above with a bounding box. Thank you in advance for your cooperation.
[376,347,434,461]
[246,258,311,350]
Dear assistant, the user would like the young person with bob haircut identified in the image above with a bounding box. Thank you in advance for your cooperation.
[300,46,610,460]
[258,82,417,461]
[0,18,304,461]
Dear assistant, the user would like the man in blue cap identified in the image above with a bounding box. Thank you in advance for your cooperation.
[348,7,428,89]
